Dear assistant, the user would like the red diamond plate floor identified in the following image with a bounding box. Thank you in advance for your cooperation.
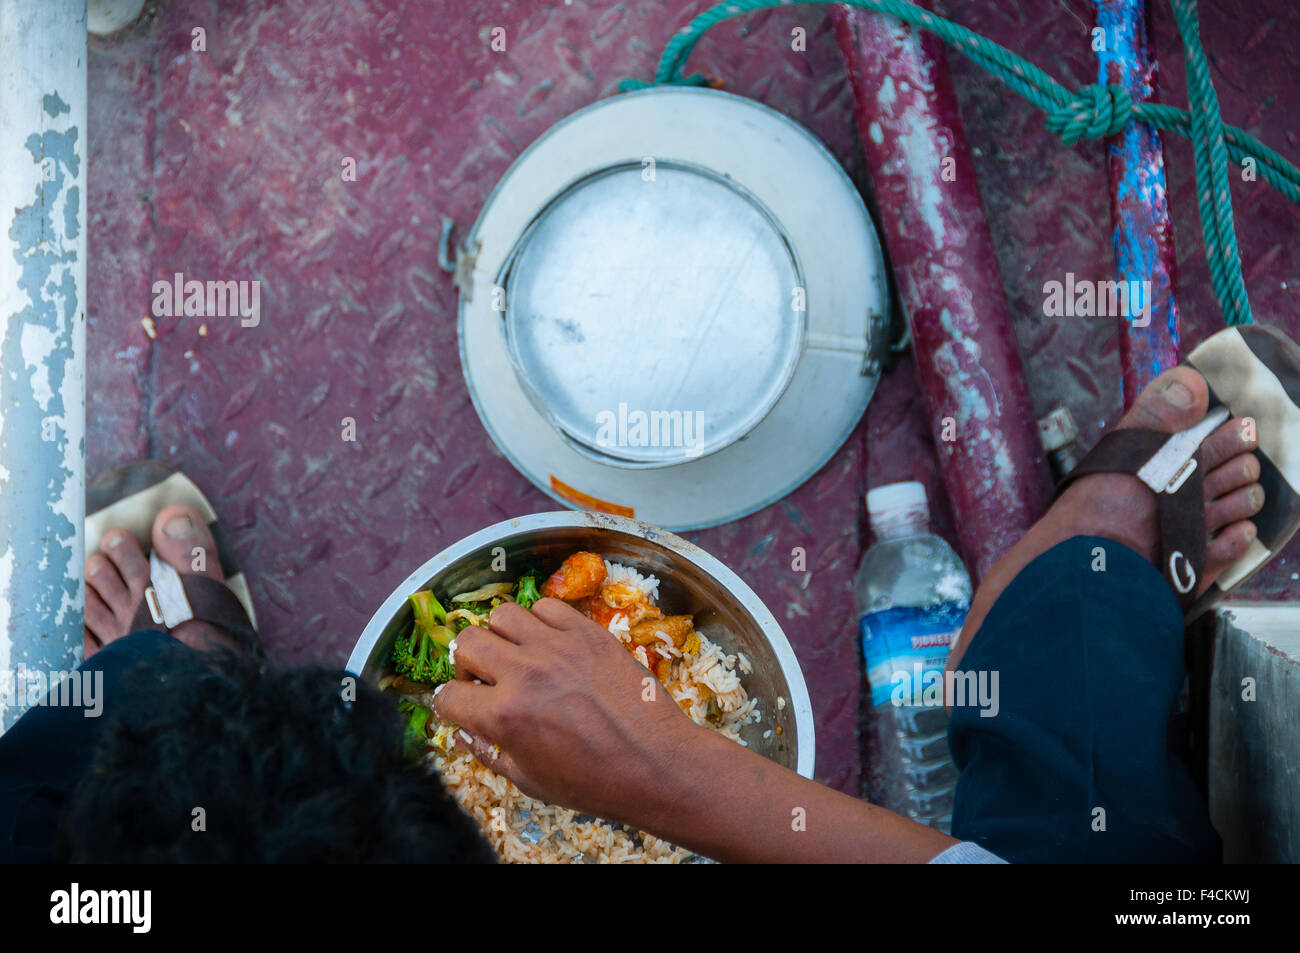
[87,0,1300,796]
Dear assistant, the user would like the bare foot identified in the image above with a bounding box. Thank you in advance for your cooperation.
[84,503,244,659]
[949,366,1263,670]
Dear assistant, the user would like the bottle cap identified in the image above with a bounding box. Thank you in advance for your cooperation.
[866,480,928,516]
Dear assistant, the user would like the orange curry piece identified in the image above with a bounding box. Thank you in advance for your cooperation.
[539,550,607,600]
[543,551,694,684]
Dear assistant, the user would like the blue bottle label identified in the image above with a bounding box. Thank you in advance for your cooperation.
[859,603,967,708]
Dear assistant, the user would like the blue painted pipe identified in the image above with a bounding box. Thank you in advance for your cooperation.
[1095,0,1182,407]
[0,0,88,731]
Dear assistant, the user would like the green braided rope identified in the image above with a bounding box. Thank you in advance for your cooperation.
[1170,0,1250,324]
[623,0,1300,327]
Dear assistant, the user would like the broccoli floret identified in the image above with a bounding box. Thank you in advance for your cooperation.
[391,591,456,685]
[450,599,492,615]
[398,700,432,753]
[515,573,542,610]
[428,650,454,683]
[447,598,483,635]
[391,630,455,684]
[455,591,520,617]
[410,589,446,628]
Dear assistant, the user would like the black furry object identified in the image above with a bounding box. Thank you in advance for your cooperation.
[56,644,494,863]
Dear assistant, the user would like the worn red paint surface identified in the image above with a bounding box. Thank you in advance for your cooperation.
[85,0,1300,800]
[833,5,1055,583]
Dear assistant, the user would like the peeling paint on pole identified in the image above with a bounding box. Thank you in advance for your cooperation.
[0,0,88,732]
[1095,0,1181,406]
[833,6,1054,582]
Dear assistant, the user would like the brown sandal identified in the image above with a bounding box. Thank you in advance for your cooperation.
[86,461,261,657]
[1056,324,1300,621]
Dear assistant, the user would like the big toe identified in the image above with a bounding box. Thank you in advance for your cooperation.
[1118,366,1209,434]
[150,504,224,582]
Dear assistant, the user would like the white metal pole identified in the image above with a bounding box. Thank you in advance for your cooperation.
[0,0,88,731]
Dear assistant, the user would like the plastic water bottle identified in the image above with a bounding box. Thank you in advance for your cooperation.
[854,481,972,832]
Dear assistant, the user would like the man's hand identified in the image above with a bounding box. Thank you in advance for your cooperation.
[431,597,700,824]
[431,596,958,863]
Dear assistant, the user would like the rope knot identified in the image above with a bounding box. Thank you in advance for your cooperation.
[1045,84,1133,144]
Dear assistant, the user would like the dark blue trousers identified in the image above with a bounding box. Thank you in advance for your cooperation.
[949,535,1222,863]
[0,630,176,863]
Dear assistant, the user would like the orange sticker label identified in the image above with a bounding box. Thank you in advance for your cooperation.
[548,476,635,518]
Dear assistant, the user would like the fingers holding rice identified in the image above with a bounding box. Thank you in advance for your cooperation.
[430,679,500,740]
[448,625,518,683]
[487,599,557,644]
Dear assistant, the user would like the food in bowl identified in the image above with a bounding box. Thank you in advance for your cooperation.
[378,550,763,863]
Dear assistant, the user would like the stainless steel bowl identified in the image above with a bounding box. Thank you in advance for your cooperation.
[347,511,815,778]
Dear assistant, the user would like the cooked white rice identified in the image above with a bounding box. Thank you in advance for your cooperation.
[602,559,660,601]
[425,559,760,863]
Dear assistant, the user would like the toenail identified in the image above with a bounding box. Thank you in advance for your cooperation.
[1251,487,1264,509]
[164,515,195,539]
[105,533,123,548]
[87,561,100,576]
[1163,381,1194,408]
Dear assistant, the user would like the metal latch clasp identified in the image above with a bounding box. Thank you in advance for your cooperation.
[1135,406,1230,494]
[143,550,195,629]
